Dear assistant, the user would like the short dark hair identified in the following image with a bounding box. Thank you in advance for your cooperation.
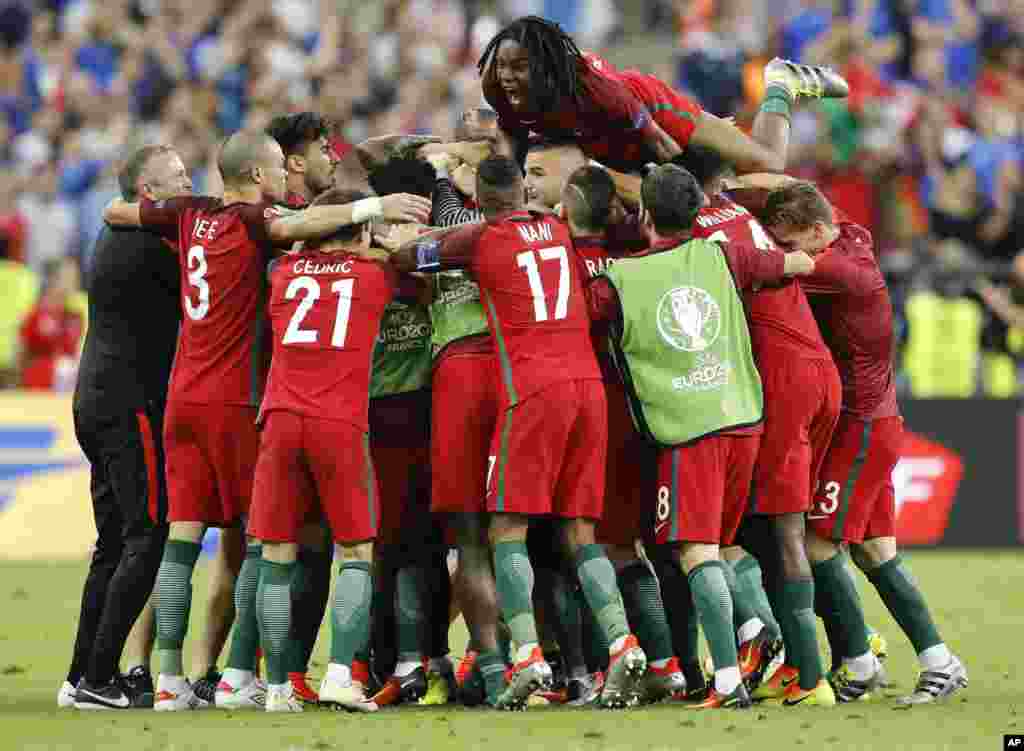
[641,164,703,234]
[564,165,616,232]
[118,144,174,201]
[309,188,371,245]
[476,155,524,214]
[218,130,279,186]
[671,145,732,191]
[368,157,437,199]
[266,112,330,158]
[527,137,583,155]
[761,181,834,230]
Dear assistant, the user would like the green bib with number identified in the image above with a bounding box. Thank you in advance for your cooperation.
[603,240,763,446]
[369,301,433,398]
[429,270,489,359]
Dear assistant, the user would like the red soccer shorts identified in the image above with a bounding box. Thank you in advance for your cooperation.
[748,358,841,516]
[249,411,378,544]
[597,380,655,545]
[431,352,499,515]
[372,442,431,546]
[487,379,607,520]
[586,72,703,166]
[809,414,904,543]
[654,433,760,546]
[164,401,260,527]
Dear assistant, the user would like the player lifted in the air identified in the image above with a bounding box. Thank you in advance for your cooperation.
[478,16,848,174]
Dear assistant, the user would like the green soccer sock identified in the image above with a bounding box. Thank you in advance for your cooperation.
[732,554,781,639]
[493,541,539,649]
[258,559,294,686]
[579,587,610,672]
[476,650,508,705]
[652,552,701,688]
[286,548,331,675]
[395,565,429,662]
[618,562,673,663]
[866,555,942,654]
[688,561,737,673]
[331,561,373,667]
[546,568,587,675]
[722,558,760,636]
[154,539,201,677]
[778,578,824,690]
[815,581,847,672]
[761,84,794,121]
[574,544,629,647]
[812,553,871,662]
[224,543,262,672]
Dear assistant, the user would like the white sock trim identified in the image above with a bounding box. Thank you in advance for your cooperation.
[842,652,876,680]
[737,617,764,645]
[714,666,742,695]
[918,643,953,671]
[326,663,352,685]
[515,643,539,663]
[221,668,254,689]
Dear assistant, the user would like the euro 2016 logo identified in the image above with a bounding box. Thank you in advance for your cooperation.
[657,286,722,352]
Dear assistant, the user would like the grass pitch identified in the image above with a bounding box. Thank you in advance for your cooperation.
[1,550,1020,751]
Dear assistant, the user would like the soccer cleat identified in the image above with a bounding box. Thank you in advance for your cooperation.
[319,676,379,713]
[868,629,892,687]
[781,678,837,707]
[638,658,687,704]
[455,651,478,689]
[458,662,488,707]
[763,57,850,100]
[154,677,208,712]
[121,666,155,708]
[896,657,967,705]
[494,647,552,711]
[371,666,428,706]
[685,682,752,709]
[829,661,883,703]
[739,628,783,692]
[288,673,319,705]
[74,680,131,710]
[266,683,304,713]
[58,680,77,708]
[214,678,267,710]
[567,672,604,707]
[418,668,454,706]
[599,635,647,709]
[752,663,799,701]
[191,667,220,707]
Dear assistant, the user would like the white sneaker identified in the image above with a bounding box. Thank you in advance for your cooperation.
[265,683,304,713]
[58,681,77,708]
[319,676,379,713]
[897,656,968,705]
[215,677,267,710]
[154,676,209,712]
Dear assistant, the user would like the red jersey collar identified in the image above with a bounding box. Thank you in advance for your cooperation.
[648,231,694,252]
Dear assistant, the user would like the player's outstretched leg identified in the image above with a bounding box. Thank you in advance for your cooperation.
[286,524,332,705]
[153,523,206,711]
[562,521,646,709]
[806,533,883,702]
[490,514,552,710]
[259,542,301,713]
[320,541,378,713]
[721,547,783,692]
[852,539,967,705]
[612,547,684,704]
[215,537,266,710]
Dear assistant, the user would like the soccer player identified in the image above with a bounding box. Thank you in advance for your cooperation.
[681,147,841,706]
[753,179,967,705]
[560,164,686,704]
[64,145,189,710]
[478,16,849,174]
[250,187,419,712]
[264,111,339,704]
[393,156,646,710]
[102,130,432,711]
[584,164,815,709]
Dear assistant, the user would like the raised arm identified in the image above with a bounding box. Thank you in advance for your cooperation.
[391,222,488,274]
[267,193,432,245]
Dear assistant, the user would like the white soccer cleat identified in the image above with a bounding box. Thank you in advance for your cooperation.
[265,683,304,713]
[215,677,267,710]
[58,681,77,708]
[319,676,379,713]
[600,635,647,709]
[154,676,209,712]
[897,656,968,705]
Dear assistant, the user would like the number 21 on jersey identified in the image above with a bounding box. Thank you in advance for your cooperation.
[517,245,570,322]
[282,275,354,348]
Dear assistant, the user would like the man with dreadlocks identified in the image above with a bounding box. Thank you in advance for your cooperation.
[478,16,849,176]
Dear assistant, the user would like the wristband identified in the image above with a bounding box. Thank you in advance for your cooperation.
[352,197,383,223]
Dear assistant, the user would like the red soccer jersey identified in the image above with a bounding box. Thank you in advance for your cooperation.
[800,219,898,420]
[692,194,832,362]
[262,250,397,431]
[139,197,278,407]
[422,211,601,407]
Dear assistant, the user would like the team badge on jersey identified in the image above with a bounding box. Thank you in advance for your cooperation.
[657,286,722,352]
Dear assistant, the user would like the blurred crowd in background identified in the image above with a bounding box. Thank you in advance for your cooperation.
[1,0,1023,396]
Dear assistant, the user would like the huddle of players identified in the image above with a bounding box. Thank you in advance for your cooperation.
[76,15,967,715]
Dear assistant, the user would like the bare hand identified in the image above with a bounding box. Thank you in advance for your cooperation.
[380,193,433,224]
[451,163,476,197]
[785,251,816,276]
[425,152,460,174]
[375,222,428,251]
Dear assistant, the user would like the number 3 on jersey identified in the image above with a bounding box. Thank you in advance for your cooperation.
[517,245,570,322]
[282,276,354,348]
[185,245,210,320]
